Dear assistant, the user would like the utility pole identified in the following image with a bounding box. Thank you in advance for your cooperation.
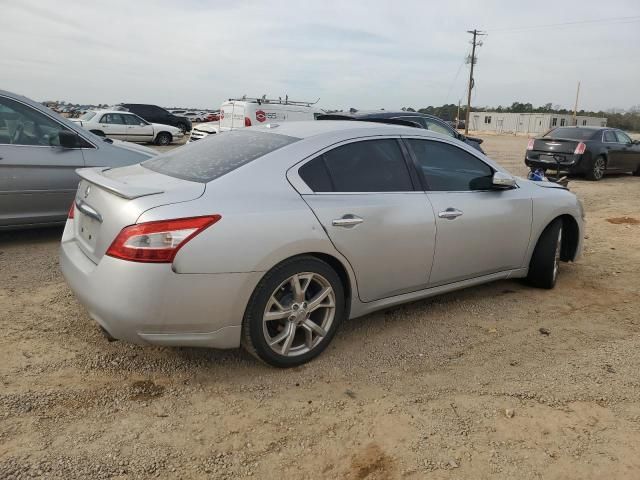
[572,81,581,126]
[464,29,486,135]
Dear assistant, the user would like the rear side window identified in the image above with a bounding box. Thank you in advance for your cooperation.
[408,139,493,191]
[300,139,413,192]
[143,130,299,183]
[603,131,617,142]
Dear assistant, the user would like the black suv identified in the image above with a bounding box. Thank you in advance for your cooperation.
[118,104,192,133]
[318,111,484,153]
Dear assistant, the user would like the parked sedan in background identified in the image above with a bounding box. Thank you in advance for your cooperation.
[318,111,485,153]
[61,121,583,367]
[72,110,184,145]
[0,90,156,229]
[525,126,640,180]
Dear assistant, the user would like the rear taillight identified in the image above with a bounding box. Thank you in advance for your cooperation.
[574,142,586,155]
[68,202,75,219]
[106,215,221,263]
[526,139,535,151]
[244,117,252,127]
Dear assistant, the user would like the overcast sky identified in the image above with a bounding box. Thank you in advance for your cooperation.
[1,0,639,111]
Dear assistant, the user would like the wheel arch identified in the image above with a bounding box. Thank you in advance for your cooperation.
[531,214,580,264]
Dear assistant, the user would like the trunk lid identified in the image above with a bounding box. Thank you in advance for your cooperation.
[73,165,205,264]
[532,138,579,154]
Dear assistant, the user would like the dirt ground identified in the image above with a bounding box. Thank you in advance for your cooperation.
[1,134,640,479]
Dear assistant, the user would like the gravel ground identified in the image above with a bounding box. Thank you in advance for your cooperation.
[1,134,640,479]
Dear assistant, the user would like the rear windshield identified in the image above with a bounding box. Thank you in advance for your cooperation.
[142,130,299,183]
[79,111,96,121]
[544,127,597,140]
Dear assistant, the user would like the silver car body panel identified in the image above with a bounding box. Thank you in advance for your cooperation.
[0,90,156,229]
[60,121,584,348]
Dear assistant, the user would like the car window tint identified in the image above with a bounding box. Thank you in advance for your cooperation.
[143,130,299,183]
[321,139,412,192]
[424,119,454,137]
[603,130,617,142]
[397,116,426,128]
[123,114,143,126]
[0,95,71,147]
[408,139,493,191]
[101,113,125,124]
[299,157,333,192]
[615,131,632,144]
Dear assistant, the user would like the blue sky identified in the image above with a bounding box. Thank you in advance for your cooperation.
[1,0,639,111]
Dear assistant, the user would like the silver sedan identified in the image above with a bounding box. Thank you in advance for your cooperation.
[60,121,584,367]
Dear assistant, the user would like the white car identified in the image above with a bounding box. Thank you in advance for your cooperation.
[72,110,184,145]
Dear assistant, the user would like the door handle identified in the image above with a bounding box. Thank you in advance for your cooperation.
[438,208,463,220]
[332,215,364,227]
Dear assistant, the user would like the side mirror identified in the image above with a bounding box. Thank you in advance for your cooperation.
[492,171,516,189]
[58,130,80,148]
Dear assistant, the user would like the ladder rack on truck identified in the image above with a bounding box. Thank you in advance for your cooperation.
[228,95,320,107]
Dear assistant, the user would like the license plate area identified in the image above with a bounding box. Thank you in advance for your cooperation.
[539,153,566,163]
[78,212,100,250]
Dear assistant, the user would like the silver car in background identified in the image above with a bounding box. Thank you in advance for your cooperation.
[0,90,156,229]
[60,121,584,367]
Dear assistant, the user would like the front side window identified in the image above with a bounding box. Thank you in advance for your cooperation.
[143,129,299,183]
[0,95,75,146]
[123,114,146,126]
[615,131,632,144]
[300,139,413,193]
[100,113,126,124]
[408,139,493,191]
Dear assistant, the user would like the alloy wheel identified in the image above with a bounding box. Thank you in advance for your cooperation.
[593,157,605,180]
[262,272,336,357]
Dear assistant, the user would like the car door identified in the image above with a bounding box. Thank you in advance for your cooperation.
[296,138,437,302]
[98,113,127,139]
[614,130,638,172]
[406,138,532,287]
[602,130,623,169]
[0,94,86,227]
[122,113,154,142]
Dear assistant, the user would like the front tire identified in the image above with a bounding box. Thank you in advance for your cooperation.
[586,155,606,181]
[527,219,563,289]
[241,256,345,368]
[155,132,172,146]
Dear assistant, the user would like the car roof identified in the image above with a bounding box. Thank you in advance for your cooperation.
[250,120,441,139]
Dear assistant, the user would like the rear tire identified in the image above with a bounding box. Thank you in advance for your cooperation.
[241,256,345,368]
[527,219,563,289]
[155,132,172,146]
[585,155,606,181]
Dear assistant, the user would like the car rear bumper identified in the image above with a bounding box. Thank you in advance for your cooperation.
[60,229,262,349]
[525,153,588,174]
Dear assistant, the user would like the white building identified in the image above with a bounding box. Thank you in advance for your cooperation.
[469,112,607,135]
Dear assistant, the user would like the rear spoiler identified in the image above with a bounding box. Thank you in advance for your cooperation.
[75,167,164,200]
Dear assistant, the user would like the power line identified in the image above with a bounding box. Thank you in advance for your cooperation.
[487,15,640,33]
[444,49,471,106]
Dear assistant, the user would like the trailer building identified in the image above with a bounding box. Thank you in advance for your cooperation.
[469,112,607,135]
